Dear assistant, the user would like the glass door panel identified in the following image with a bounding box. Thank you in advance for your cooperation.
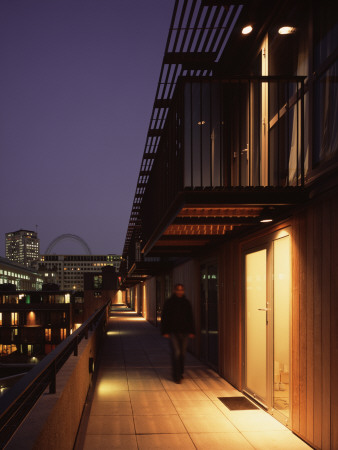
[244,231,291,426]
[245,249,267,402]
[273,235,291,419]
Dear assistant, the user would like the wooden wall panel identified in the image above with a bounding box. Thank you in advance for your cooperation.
[313,206,322,448]
[306,207,314,443]
[144,277,157,324]
[291,189,338,449]
[218,240,241,389]
[134,284,141,314]
[330,199,338,450]
[321,199,331,450]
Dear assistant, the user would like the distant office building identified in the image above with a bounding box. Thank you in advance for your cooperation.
[0,289,83,358]
[6,230,40,268]
[37,264,58,286]
[39,254,121,290]
[0,257,44,291]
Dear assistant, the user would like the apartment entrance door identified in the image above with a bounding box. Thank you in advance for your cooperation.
[200,262,219,369]
[243,231,291,426]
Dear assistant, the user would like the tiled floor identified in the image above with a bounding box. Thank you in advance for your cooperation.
[77,308,310,450]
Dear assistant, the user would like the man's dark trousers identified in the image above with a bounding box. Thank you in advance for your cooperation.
[170,333,189,382]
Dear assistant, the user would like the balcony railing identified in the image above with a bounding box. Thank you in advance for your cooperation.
[139,75,305,250]
[0,301,109,447]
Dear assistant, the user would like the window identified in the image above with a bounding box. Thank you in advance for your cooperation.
[11,312,18,326]
[0,313,2,325]
[45,328,51,342]
[60,328,67,340]
[93,275,102,289]
[11,328,18,341]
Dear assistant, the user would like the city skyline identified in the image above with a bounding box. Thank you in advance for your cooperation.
[0,0,173,256]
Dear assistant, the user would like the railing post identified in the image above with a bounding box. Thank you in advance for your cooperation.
[74,335,78,356]
[49,361,56,394]
[238,79,241,187]
[301,79,305,185]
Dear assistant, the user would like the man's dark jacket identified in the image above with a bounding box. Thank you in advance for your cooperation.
[161,295,195,335]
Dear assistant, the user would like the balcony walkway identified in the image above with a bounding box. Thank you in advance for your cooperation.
[76,307,309,450]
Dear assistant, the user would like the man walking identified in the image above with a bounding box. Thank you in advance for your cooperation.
[161,284,195,383]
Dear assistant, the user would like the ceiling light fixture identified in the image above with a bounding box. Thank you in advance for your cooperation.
[260,208,274,223]
[197,120,206,125]
[242,25,253,35]
[278,26,296,35]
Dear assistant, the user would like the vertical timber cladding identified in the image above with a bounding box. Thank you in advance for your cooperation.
[218,239,242,390]
[143,277,157,324]
[291,188,338,450]
[214,187,338,449]
[135,284,141,315]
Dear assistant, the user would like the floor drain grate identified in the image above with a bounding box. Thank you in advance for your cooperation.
[218,396,259,410]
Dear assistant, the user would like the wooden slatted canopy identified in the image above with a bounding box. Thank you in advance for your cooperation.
[122,0,244,270]
[142,187,308,256]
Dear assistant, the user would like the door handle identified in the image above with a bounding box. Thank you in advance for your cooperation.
[258,308,270,311]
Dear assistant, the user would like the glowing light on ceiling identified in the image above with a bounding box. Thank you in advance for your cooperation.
[242,25,253,35]
[278,26,296,35]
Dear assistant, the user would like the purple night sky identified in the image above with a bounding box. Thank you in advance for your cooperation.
[0,0,173,256]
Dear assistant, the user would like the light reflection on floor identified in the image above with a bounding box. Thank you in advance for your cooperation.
[77,309,310,450]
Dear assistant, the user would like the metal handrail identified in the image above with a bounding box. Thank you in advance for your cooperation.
[0,300,110,447]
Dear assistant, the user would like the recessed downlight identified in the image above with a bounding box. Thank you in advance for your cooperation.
[278,26,296,35]
[242,25,253,35]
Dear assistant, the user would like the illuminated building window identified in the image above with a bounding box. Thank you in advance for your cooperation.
[11,328,18,341]
[45,328,51,342]
[11,312,18,326]
[0,313,2,325]
[60,328,67,340]
[94,275,102,289]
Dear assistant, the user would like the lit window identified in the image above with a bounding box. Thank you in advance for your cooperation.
[0,313,2,325]
[11,312,18,326]
[60,328,67,340]
[45,328,51,342]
